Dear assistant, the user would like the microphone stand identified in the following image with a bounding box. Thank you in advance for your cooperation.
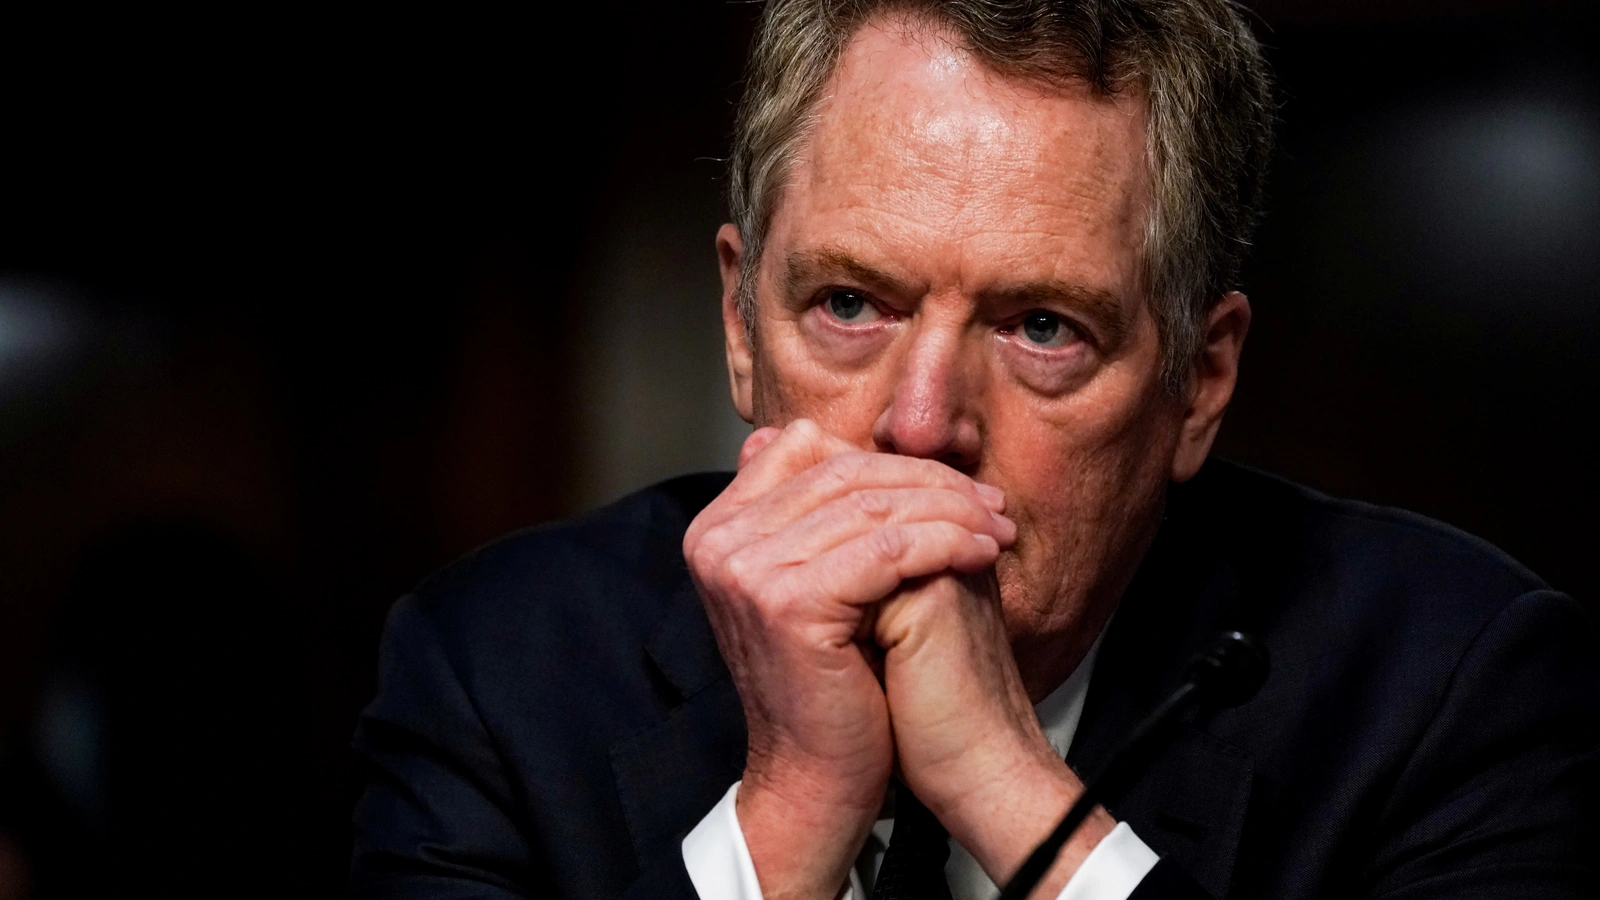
[995,631,1268,900]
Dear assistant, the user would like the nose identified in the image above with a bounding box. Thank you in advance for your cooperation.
[870,321,983,468]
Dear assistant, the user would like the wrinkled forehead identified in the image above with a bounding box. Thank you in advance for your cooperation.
[821,16,1146,186]
[769,16,1152,293]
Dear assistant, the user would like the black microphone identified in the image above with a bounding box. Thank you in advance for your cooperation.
[995,631,1269,900]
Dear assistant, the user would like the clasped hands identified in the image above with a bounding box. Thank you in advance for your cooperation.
[685,420,1113,900]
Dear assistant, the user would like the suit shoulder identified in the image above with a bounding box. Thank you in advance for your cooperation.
[1193,460,1549,614]
[399,471,734,655]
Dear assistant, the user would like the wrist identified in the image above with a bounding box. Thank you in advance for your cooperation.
[736,770,883,900]
[928,742,1115,893]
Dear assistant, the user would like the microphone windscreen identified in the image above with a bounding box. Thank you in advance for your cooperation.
[1186,631,1269,708]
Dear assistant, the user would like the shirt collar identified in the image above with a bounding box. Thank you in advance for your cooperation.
[1035,621,1111,759]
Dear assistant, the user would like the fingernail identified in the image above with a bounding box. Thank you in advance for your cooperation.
[994,513,1017,540]
[975,483,1004,509]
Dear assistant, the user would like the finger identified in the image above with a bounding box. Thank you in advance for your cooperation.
[873,571,1004,655]
[733,451,1003,542]
[723,418,860,506]
[755,487,1016,564]
[769,522,1000,619]
[738,427,784,469]
[689,419,858,545]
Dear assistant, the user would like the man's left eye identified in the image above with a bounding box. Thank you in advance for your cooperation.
[1019,312,1076,348]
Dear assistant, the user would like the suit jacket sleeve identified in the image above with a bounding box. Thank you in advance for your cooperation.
[1127,860,1215,900]
[351,594,702,899]
[351,593,538,897]
[1361,588,1600,898]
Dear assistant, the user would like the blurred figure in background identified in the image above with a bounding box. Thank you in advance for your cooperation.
[2,527,326,897]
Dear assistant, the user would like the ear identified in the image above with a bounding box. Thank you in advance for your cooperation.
[717,223,756,424]
[1171,291,1250,482]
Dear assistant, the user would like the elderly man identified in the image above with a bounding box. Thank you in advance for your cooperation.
[351,1,1600,898]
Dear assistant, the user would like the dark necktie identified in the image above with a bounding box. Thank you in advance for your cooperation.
[871,787,954,900]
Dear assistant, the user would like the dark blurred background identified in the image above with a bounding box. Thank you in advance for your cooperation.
[0,1,1594,895]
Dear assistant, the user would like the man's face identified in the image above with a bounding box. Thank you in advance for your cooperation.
[719,19,1206,674]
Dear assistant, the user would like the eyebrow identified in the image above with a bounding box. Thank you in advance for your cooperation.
[995,281,1134,351]
[782,248,913,303]
[783,246,1135,351]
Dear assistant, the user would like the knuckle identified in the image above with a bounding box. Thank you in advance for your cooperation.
[686,539,711,576]
[828,451,872,485]
[689,525,731,570]
[814,456,853,494]
[686,530,714,570]
[762,585,804,625]
[684,513,721,561]
[721,548,763,598]
[787,417,823,447]
[867,524,908,563]
[854,488,893,522]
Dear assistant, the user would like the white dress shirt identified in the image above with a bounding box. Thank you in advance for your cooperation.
[682,631,1159,899]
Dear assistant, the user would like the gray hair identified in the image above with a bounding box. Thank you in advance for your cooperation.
[727,0,1274,391]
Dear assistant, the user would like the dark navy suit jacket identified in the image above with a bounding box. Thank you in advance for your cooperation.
[351,461,1600,898]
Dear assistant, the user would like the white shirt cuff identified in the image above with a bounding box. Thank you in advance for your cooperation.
[683,780,866,900]
[681,779,1158,900]
[1055,821,1160,900]
[683,781,766,900]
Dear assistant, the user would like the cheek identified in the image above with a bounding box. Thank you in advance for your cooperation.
[990,382,1172,497]
[798,305,896,370]
[999,339,1098,396]
[984,384,1181,611]
[750,321,893,441]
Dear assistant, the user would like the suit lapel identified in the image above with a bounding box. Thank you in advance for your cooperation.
[610,577,749,866]
[1069,490,1256,898]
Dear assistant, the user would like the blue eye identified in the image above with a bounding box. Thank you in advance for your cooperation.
[1021,312,1073,348]
[825,290,876,323]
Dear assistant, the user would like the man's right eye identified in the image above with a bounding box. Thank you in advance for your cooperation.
[824,289,879,323]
